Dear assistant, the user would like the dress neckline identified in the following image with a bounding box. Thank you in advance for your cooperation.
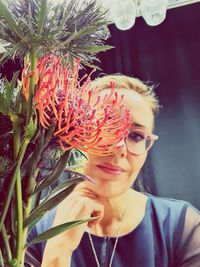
[86,194,152,240]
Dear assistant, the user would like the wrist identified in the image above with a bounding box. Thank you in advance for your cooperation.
[42,252,72,267]
[46,234,73,253]
[42,236,73,267]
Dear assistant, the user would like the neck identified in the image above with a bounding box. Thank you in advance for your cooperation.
[90,189,140,237]
[99,189,131,224]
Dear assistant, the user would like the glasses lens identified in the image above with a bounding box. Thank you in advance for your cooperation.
[126,130,152,155]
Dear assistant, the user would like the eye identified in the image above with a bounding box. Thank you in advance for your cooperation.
[128,131,145,142]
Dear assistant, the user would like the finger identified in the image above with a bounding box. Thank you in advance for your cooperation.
[75,182,98,195]
[74,187,99,199]
[88,215,101,228]
[88,210,103,228]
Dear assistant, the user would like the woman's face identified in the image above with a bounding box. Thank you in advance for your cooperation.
[84,89,154,198]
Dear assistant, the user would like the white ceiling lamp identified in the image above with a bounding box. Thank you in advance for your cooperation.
[140,0,168,26]
[167,0,200,9]
[100,0,200,30]
[102,0,137,30]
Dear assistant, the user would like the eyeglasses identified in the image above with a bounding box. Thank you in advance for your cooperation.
[125,128,159,155]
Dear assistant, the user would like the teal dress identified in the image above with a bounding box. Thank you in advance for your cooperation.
[25,195,200,267]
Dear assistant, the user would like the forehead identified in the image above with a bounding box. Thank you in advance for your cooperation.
[99,88,154,131]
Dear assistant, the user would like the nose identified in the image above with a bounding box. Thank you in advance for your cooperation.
[115,139,127,158]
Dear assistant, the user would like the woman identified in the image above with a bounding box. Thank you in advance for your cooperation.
[26,75,200,267]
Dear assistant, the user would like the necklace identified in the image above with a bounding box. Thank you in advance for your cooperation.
[88,203,129,267]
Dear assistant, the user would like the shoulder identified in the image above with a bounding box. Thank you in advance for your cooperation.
[148,194,190,217]
[145,195,200,266]
[146,194,195,234]
[147,194,200,237]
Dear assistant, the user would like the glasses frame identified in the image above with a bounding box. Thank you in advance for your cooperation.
[125,127,159,155]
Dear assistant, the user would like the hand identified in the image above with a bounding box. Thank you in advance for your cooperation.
[45,182,104,253]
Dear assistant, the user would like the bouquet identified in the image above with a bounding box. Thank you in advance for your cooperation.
[0,1,130,266]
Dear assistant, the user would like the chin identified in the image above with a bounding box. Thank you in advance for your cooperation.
[85,179,128,199]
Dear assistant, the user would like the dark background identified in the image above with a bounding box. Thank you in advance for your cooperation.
[1,3,200,208]
[96,3,200,208]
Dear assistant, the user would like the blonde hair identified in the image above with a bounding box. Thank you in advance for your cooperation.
[90,74,160,115]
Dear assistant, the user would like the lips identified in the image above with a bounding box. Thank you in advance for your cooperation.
[97,163,125,174]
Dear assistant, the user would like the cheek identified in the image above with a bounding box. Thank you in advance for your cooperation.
[83,154,98,173]
[128,152,147,177]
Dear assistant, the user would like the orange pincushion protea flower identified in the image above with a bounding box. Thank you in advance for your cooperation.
[33,53,131,155]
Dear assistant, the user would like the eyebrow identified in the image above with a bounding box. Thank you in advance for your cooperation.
[132,122,154,133]
[132,122,146,129]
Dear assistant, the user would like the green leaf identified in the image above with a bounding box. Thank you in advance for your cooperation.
[78,60,101,71]
[76,45,114,53]
[0,133,31,231]
[24,183,77,228]
[24,117,37,139]
[0,80,11,115]
[27,215,44,233]
[8,258,17,267]
[10,70,20,89]
[0,0,25,41]
[0,0,111,66]
[25,130,45,197]
[34,150,71,193]
[68,148,87,166]
[46,177,84,199]
[18,18,35,37]
[31,190,42,211]
[27,218,91,245]
[68,2,92,24]
[64,26,98,45]
[0,45,17,65]
[37,0,48,36]
[29,128,45,171]
[43,121,56,148]
[52,1,75,33]
[0,71,19,115]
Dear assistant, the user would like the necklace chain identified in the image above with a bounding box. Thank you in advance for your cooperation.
[88,233,119,267]
[88,203,129,267]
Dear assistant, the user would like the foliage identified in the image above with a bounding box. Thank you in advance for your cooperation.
[0,0,113,68]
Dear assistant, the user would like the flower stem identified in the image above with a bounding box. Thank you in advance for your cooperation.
[11,114,20,159]
[0,249,5,267]
[0,136,31,267]
[15,176,23,267]
[1,223,12,263]
[14,49,39,266]
[26,48,37,126]
[0,137,30,232]
[10,114,24,266]
[20,197,33,267]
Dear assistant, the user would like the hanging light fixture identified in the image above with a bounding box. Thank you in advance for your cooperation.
[84,0,199,30]
[140,0,168,26]
[102,0,137,30]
